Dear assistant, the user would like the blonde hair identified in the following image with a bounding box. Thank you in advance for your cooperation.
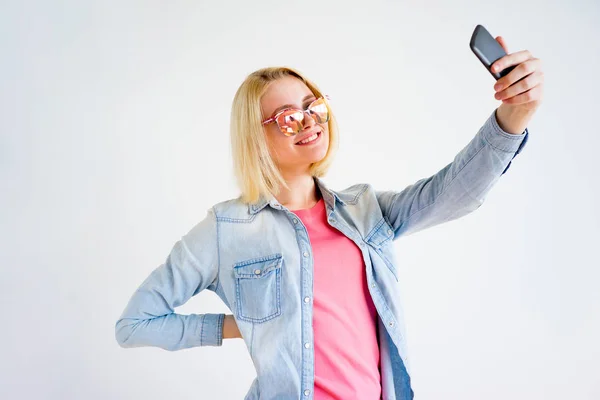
[230,66,339,205]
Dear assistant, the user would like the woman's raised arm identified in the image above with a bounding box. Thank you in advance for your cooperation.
[376,108,528,239]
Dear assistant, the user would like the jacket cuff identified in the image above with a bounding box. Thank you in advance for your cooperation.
[199,313,225,346]
[482,108,528,153]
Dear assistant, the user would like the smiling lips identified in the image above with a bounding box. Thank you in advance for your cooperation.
[296,130,322,145]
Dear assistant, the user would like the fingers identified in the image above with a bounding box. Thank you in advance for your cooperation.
[500,84,544,105]
[491,49,533,74]
[496,36,509,53]
[494,57,543,93]
[495,69,542,100]
[488,41,544,108]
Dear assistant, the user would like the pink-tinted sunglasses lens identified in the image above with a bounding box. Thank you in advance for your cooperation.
[276,98,329,136]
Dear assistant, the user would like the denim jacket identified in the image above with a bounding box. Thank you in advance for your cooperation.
[115,109,529,400]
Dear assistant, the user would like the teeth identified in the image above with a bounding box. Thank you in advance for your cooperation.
[298,132,319,144]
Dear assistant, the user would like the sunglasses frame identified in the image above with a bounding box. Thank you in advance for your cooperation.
[261,95,331,135]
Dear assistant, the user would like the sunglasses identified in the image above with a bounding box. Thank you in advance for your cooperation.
[261,95,331,136]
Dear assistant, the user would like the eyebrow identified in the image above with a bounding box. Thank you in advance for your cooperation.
[270,94,316,116]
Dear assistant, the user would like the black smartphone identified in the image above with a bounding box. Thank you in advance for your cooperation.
[470,24,515,80]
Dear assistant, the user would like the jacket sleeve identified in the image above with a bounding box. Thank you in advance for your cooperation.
[115,207,224,351]
[376,108,529,239]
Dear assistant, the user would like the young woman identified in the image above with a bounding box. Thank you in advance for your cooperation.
[116,41,543,400]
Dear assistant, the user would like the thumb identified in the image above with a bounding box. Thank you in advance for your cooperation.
[495,36,509,53]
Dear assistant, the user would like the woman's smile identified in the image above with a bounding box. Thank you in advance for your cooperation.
[295,131,322,146]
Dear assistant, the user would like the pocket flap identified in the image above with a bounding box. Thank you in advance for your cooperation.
[365,218,394,248]
[233,253,283,278]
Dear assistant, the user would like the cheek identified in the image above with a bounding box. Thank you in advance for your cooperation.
[266,135,295,160]
[321,129,330,145]
[266,129,284,147]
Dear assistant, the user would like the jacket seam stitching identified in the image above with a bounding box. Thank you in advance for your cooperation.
[200,314,205,346]
[403,138,485,223]
[213,206,221,293]
[340,183,369,205]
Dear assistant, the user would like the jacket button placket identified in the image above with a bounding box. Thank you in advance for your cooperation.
[289,212,315,398]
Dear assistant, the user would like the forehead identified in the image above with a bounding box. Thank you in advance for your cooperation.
[262,76,314,114]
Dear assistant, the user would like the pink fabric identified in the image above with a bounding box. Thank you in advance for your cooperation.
[291,197,381,400]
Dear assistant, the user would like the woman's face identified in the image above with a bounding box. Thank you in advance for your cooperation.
[260,76,329,174]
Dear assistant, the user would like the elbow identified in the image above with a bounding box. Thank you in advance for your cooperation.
[115,318,137,348]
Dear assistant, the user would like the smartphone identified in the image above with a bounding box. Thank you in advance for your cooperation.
[469,24,515,80]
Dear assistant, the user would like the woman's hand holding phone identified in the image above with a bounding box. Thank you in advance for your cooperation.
[470,25,544,133]
[491,36,544,111]
[492,35,544,134]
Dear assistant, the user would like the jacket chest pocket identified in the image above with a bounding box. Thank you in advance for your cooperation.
[233,253,283,323]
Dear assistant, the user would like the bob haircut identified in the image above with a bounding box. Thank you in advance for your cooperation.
[230,66,339,205]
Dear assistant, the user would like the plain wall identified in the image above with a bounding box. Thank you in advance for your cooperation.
[1,0,599,399]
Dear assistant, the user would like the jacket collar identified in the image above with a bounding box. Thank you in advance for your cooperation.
[248,176,346,215]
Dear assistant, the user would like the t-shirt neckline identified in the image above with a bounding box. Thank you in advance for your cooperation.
[290,197,324,216]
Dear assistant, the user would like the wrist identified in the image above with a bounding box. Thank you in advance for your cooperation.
[495,104,536,135]
[222,314,240,339]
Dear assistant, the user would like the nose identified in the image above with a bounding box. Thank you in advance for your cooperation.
[301,110,317,131]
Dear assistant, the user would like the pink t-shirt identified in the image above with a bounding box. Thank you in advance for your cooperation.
[291,197,381,400]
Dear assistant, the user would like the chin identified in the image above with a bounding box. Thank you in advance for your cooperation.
[307,150,329,165]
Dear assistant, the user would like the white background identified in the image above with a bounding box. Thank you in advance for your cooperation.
[1,1,599,399]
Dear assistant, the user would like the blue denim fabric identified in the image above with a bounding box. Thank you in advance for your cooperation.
[115,109,529,399]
